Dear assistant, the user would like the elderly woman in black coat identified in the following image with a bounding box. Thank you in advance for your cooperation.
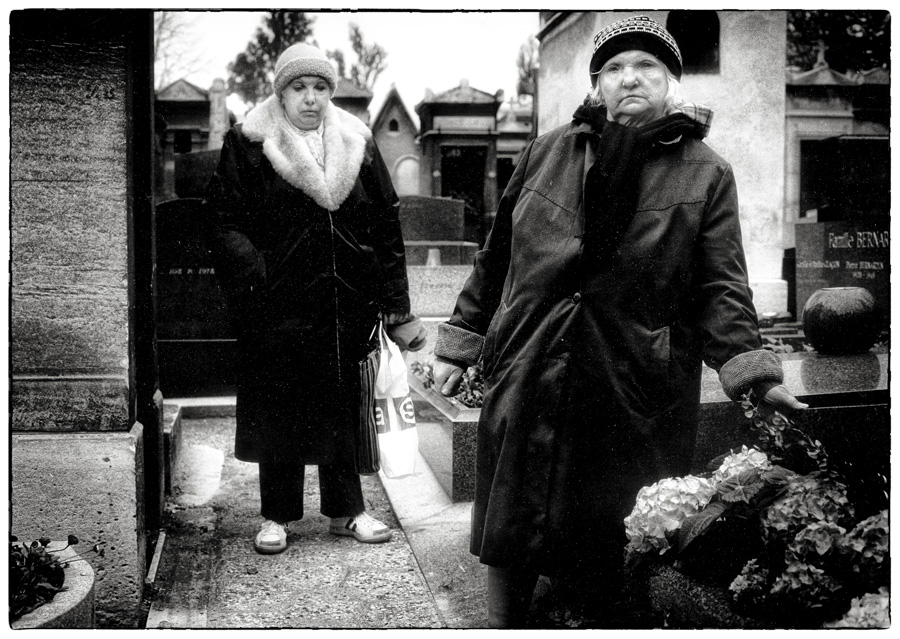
[433,16,807,628]
[204,43,426,554]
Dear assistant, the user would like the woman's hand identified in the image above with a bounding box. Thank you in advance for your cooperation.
[433,357,466,397]
[757,384,808,420]
[386,316,427,352]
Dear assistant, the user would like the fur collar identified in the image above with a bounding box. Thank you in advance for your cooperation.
[242,96,371,211]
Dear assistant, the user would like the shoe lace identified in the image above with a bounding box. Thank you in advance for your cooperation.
[261,520,285,536]
[352,512,383,530]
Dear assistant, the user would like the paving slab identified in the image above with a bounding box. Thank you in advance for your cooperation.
[146,416,442,629]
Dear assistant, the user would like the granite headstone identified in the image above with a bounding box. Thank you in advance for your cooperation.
[794,219,889,328]
[399,195,465,241]
[156,197,237,395]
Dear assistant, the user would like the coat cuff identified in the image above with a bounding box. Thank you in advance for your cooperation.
[382,312,416,326]
[718,349,784,401]
[435,323,484,367]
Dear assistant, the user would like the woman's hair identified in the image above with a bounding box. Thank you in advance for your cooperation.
[587,73,685,114]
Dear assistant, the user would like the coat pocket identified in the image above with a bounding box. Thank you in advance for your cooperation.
[637,325,672,417]
[481,301,508,381]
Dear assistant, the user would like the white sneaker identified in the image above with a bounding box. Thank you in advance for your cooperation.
[254,519,288,554]
[329,512,392,543]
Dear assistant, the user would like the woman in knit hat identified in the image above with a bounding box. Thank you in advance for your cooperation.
[204,42,426,555]
[432,15,806,627]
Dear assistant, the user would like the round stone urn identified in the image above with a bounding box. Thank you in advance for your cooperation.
[802,287,879,355]
[11,543,96,629]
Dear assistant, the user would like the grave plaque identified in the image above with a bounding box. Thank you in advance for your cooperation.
[795,219,890,328]
[156,197,237,395]
[175,149,219,198]
[399,195,465,241]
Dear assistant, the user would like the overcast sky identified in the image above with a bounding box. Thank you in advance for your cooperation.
[166,10,541,123]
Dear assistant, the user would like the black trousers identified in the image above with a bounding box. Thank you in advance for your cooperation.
[259,462,365,522]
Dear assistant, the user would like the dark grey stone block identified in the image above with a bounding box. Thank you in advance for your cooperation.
[399,196,465,241]
[409,375,478,502]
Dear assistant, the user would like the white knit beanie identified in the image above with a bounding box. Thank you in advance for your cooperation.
[273,43,337,95]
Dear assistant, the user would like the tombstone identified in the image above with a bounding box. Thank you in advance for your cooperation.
[156,197,237,396]
[399,195,465,240]
[175,149,220,198]
[794,135,890,329]
[399,195,478,265]
[795,220,890,327]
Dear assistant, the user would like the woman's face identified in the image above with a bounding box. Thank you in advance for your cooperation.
[597,49,669,126]
[281,75,332,130]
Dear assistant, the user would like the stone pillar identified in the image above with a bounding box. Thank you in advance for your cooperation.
[10,9,156,628]
[208,78,229,150]
[484,140,498,214]
[430,142,442,198]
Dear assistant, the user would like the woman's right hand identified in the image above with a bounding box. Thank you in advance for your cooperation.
[433,357,466,397]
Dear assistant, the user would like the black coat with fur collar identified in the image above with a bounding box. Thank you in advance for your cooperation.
[203,99,410,465]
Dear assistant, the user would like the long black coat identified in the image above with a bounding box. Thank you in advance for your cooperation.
[203,99,410,467]
[437,116,782,574]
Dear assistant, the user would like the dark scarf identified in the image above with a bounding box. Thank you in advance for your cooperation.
[572,103,705,264]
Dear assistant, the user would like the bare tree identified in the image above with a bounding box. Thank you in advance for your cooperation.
[153,11,211,91]
[348,23,387,92]
[515,35,539,97]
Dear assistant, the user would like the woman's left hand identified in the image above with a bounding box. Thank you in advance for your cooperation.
[386,317,427,352]
[758,384,808,419]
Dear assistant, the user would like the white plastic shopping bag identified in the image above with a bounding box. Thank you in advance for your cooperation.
[374,325,418,478]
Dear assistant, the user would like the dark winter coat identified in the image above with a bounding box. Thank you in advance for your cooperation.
[434,113,783,574]
[203,98,410,467]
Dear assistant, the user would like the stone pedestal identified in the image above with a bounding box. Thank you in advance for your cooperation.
[695,351,889,475]
[11,425,146,628]
[409,375,479,502]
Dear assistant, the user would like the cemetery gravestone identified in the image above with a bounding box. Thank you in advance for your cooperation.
[794,136,889,330]
[399,195,477,265]
[156,197,237,396]
[795,219,890,330]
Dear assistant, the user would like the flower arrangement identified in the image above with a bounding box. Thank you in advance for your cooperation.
[410,360,484,408]
[9,534,106,622]
[624,391,889,629]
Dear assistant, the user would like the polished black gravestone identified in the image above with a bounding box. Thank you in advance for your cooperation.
[695,350,889,481]
[156,197,237,396]
[399,195,478,265]
[795,218,889,329]
[794,135,889,329]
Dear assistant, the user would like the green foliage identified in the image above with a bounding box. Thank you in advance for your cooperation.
[9,534,106,622]
[787,10,890,73]
[226,11,316,108]
[410,360,484,408]
[9,537,66,622]
[676,500,728,552]
[625,390,890,627]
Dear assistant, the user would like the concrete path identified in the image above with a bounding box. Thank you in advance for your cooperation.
[144,412,589,629]
[145,416,444,629]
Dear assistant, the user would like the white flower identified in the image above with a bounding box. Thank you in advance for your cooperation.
[822,588,890,628]
[624,475,716,554]
[712,446,772,485]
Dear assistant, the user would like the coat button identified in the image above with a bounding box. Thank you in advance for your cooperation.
[572,292,582,303]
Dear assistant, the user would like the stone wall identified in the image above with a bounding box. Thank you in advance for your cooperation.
[9,9,153,628]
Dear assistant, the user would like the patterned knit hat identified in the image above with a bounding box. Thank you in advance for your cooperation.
[274,43,337,95]
[589,15,683,83]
